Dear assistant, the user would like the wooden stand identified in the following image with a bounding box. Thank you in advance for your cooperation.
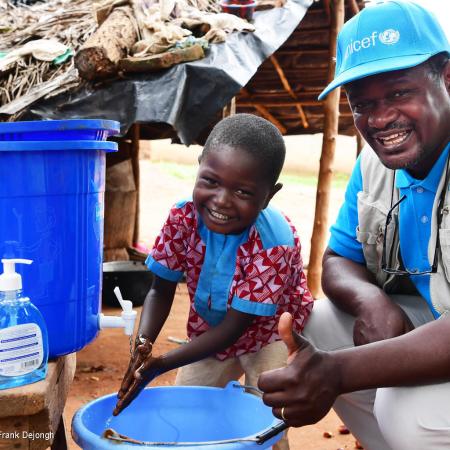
[103,124,141,262]
[0,354,76,450]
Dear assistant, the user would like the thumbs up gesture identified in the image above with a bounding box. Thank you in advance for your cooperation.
[258,312,341,427]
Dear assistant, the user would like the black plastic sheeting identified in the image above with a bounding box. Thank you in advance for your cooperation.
[23,0,312,144]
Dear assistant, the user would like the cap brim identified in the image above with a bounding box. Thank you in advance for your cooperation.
[318,53,437,101]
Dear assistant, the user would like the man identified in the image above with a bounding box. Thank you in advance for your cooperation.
[258,1,450,449]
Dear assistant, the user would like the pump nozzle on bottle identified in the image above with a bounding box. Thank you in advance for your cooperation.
[99,287,137,336]
[0,258,32,291]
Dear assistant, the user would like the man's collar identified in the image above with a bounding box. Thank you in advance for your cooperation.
[395,142,450,192]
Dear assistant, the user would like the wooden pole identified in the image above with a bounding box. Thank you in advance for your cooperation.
[347,0,360,16]
[240,88,287,133]
[131,123,140,246]
[307,0,345,298]
[222,97,236,118]
[269,55,309,129]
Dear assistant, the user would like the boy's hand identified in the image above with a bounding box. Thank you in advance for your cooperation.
[113,339,161,416]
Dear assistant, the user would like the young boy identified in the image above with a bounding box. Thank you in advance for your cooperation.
[114,114,313,449]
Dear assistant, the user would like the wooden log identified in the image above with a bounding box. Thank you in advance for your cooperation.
[94,0,130,25]
[104,159,137,257]
[75,6,137,80]
[104,248,130,261]
[119,44,205,73]
[307,0,345,298]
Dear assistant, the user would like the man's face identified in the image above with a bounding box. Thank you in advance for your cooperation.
[346,61,450,178]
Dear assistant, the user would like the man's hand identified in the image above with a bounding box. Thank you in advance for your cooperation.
[322,248,414,346]
[113,339,161,416]
[353,297,414,346]
[258,313,341,427]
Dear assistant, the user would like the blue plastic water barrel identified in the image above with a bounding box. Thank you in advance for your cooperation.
[0,119,120,141]
[0,139,118,357]
[72,382,284,450]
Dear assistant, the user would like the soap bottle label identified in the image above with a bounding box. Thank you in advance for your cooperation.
[0,324,44,376]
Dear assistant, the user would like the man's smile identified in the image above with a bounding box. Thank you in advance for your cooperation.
[374,129,412,150]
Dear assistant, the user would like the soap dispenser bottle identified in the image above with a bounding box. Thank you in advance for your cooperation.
[0,259,49,389]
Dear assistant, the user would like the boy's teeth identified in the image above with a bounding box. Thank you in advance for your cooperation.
[210,210,230,220]
[378,131,408,146]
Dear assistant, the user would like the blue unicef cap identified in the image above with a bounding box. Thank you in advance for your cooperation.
[318,0,450,100]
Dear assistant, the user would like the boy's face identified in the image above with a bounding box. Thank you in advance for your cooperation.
[193,145,281,235]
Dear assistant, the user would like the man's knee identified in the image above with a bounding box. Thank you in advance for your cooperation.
[302,298,355,351]
[375,384,450,450]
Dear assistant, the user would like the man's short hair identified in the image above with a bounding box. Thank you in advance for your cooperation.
[427,52,450,80]
[202,113,286,186]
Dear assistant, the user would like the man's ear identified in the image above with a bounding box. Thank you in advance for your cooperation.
[444,60,450,94]
[264,182,283,208]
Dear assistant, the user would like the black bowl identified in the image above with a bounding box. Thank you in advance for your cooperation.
[102,261,153,307]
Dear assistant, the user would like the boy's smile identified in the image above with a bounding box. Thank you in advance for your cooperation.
[193,145,281,235]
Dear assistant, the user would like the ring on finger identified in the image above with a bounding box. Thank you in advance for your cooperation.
[281,406,287,421]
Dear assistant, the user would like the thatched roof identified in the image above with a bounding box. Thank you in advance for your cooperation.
[2,0,364,142]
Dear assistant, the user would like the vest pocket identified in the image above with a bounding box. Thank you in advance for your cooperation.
[438,228,450,281]
[356,192,394,278]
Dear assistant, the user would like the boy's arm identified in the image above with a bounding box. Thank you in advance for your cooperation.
[114,305,255,415]
[157,308,255,370]
[137,275,177,342]
[114,275,177,415]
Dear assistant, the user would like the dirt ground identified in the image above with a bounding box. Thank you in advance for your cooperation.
[64,152,361,450]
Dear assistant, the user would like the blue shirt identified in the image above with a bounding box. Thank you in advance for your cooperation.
[329,144,450,318]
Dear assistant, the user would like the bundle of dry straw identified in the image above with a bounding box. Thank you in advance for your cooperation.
[0,0,96,118]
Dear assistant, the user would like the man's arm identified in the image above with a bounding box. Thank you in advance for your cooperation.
[258,312,450,427]
[322,247,413,345]
[321,158,412,344]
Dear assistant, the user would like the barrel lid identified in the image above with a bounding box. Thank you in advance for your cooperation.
[0,119,120,136]
[0,140,118,152]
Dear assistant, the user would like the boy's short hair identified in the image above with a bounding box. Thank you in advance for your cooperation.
[202,113,286,186]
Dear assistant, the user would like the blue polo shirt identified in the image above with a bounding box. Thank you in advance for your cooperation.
[329,143,450,318]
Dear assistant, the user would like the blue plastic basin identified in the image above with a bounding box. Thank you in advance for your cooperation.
[72,382,284,450]
[0,139,117,357]
[0,119,120,141]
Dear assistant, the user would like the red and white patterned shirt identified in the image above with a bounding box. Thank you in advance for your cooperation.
[147,200,313,360]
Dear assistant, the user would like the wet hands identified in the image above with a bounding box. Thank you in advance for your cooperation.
[258,312,340,427]
[113,337,162,416]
